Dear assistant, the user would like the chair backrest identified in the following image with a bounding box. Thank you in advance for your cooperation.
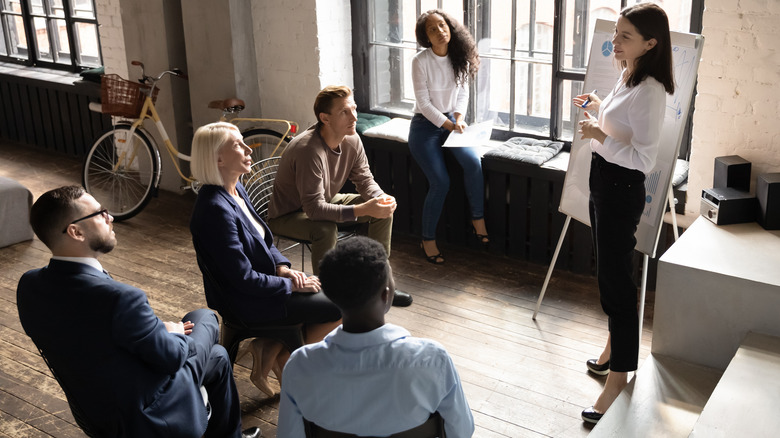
[38,348,98,437]
[240,156,281,221]
[302,412,445,438]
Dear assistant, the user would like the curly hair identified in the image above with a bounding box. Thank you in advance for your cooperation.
[415,9,480,84]
[318,236,389,310]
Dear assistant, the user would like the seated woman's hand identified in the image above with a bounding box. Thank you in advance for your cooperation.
[277,265,307,288]
[292,276,321,293]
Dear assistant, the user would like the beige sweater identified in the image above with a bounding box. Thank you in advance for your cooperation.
[268,126,383,222]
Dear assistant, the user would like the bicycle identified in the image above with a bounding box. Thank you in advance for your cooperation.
[83,60,298,221]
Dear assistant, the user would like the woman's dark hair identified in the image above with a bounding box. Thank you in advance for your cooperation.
[620,3,675,94]
[318,236,389,310]
[415,9,480,84]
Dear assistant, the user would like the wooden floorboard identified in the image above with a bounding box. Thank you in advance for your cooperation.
[0,140,655,437]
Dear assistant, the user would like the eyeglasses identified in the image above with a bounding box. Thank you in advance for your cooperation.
[62,209,110,233]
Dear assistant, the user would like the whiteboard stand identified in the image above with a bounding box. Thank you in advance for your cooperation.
[532,215,571,320]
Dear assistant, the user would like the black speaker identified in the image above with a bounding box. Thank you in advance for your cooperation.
[756,173,780,230]
[714,155,751,191]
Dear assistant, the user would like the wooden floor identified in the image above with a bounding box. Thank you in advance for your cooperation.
[0,140,654,437]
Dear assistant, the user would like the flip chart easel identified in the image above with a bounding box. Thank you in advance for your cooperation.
[532,20,704,350]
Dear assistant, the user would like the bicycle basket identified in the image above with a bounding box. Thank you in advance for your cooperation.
[100,74,159,118]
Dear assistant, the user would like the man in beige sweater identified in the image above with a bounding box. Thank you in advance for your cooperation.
[268,85,412,307]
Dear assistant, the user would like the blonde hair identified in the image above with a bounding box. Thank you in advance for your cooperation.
[190,122,240,186]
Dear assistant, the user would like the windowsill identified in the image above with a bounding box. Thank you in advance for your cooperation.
[0,61,82,86]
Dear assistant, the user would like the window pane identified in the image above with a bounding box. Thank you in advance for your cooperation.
[3,0,24,13]
[560,79,583,141]
[76,21,99,66]
[480,0,510,57]
[3,14,28,56]
[54,17,69,64]
[52,0,65,18]
[32,16,51,60]
[514,60,550,136]
[28,0,44,14]
[476,57,511,129]
[72,0,95,19]
[372,0,407,44]
[370,44,416,113]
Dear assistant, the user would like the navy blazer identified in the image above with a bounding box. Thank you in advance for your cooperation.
[190,183,292,324]
[17,260,210,437]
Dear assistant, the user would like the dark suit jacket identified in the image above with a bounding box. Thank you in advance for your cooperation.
[17,260,209,437]
[190,183,292,324]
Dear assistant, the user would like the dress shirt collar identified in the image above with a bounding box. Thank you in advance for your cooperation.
[51,256,104,274]
[326,323,410,349]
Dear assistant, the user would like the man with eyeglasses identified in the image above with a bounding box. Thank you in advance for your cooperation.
[16,185,261,438]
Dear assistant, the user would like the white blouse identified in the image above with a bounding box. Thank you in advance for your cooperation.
[590,70,667,174]
[411,48,470,128]
[236,196,266,240]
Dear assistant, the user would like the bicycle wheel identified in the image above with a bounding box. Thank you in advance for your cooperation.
[83,125,160,221]
[241,128,290,162]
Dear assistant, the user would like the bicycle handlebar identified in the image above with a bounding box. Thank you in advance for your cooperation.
[131,60,187,85]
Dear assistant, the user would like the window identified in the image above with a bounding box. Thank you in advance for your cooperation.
[1,0,101,71]
[352,0,702,142]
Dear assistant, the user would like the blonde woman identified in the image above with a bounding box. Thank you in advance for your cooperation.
[189,122,341,397]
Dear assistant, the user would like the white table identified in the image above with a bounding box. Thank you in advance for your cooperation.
[652,217,780,370]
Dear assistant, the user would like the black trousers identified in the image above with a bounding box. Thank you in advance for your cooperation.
[588,153,645,372]
[183,309,243,438]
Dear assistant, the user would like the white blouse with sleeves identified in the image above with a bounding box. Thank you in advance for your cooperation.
[411,48,469,128]
[590,70,667,174]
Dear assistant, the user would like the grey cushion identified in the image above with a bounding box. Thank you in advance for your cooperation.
[484,137,564,166]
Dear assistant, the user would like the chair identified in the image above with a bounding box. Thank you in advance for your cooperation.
[194,249,305,363]
[302,412,445,438]
[38,348,98,437]
[240,156,359,271]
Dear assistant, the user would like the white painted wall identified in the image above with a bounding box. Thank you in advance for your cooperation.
[252,0,353,130]
[688,0,780,216]
[94,0,127,77]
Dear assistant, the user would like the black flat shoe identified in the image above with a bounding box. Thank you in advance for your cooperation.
[420,242,444,264]
[392,289,413,307]
[586,359,610,376]
[581,406,603,424]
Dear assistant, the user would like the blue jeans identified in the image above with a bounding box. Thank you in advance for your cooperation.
[408,113,485,240]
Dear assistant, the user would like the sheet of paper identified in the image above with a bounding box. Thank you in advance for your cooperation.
[443,121,493,147]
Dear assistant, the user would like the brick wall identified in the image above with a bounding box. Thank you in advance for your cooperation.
[95,0,128,77]
[688,0,780,215]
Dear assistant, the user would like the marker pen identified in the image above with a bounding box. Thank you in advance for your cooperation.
[581,90,598,108]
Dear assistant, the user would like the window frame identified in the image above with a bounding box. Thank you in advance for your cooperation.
[0,0,102,72]
[351,0,704,157]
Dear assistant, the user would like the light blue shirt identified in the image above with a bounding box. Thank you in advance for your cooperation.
[277,323,474,437]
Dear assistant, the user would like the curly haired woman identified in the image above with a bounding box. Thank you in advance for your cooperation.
[410,9,487,264]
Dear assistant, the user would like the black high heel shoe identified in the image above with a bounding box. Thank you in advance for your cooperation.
[420,242,444,264]
[471,227,490,249]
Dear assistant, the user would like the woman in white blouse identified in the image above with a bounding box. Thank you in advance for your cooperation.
[572,3,675,424]
[409,9,486,264]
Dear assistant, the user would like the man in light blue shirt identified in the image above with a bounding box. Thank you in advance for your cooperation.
[277,236,474,437]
